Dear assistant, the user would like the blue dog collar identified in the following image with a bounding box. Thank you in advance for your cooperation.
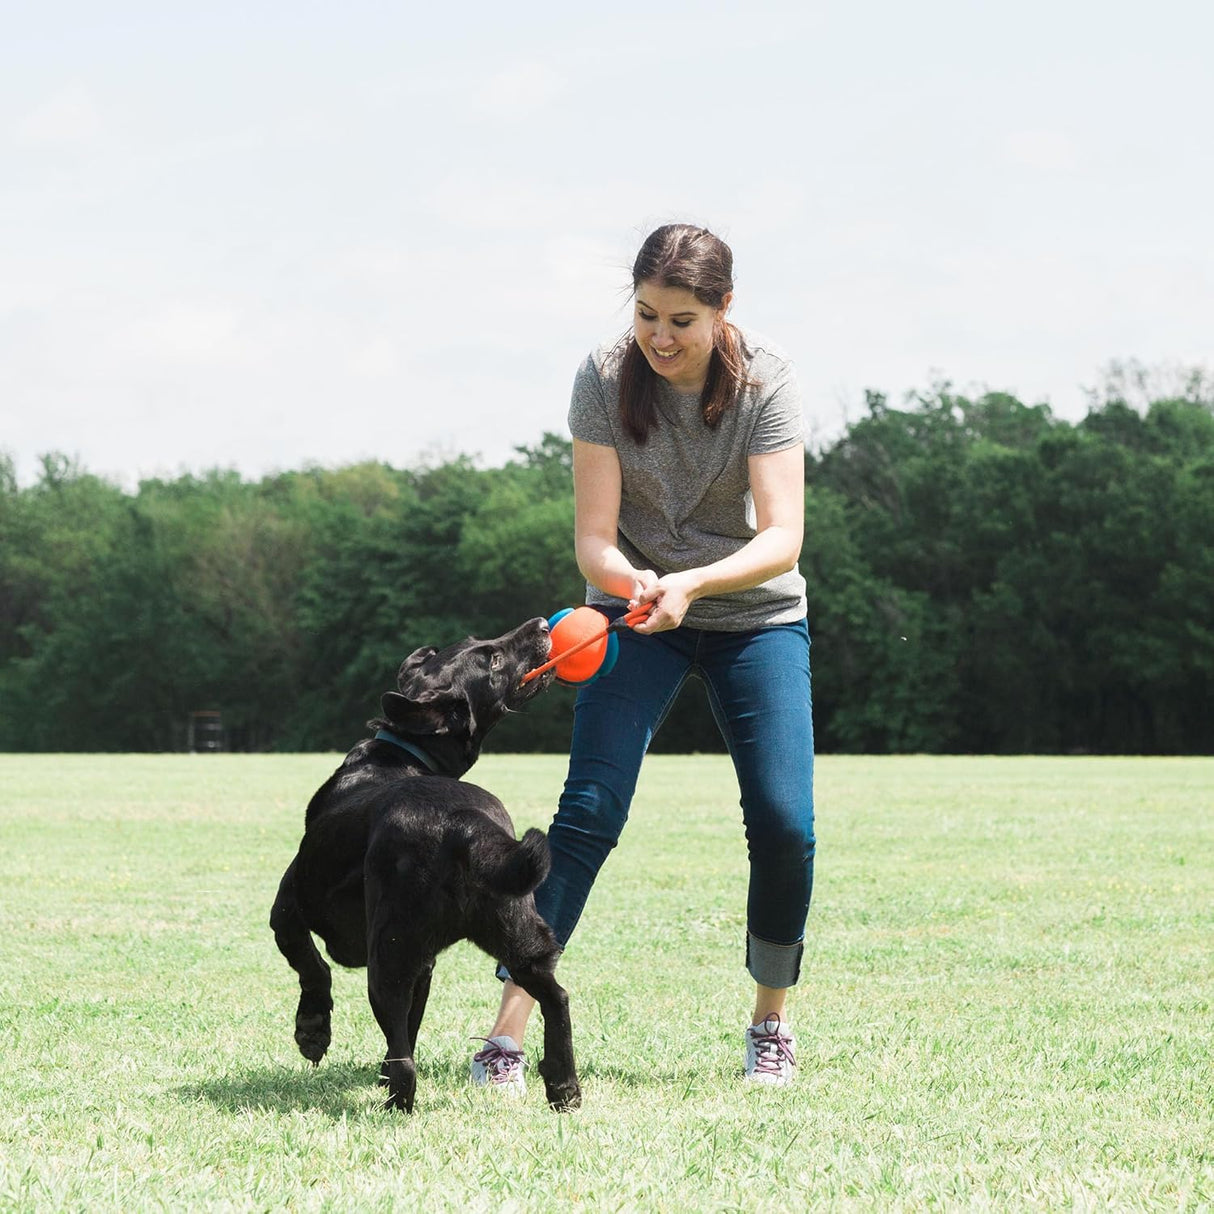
[374,729,442,774]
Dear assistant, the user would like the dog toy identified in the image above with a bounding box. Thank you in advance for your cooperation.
[524,602,654,686]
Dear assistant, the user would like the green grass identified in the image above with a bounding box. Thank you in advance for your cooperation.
[1,753,1211,1211]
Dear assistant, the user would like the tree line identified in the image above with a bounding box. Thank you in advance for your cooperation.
[2,384,1211,755]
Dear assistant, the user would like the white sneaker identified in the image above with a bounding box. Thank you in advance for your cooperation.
[470,1035,526,1097]
[744,1015,796,1086]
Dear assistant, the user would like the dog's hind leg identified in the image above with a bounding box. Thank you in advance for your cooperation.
[407,962,434,1054]
[368,964,425,1112]
[365,897,430,1112]
[377,962,433,1088]
[508,956,582,1112]
[270,861,334,1065]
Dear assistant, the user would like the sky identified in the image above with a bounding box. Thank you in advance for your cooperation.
[3,0,1212,488]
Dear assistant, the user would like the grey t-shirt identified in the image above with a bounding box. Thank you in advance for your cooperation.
[567,328,808,630]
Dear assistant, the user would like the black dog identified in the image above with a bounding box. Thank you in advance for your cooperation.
[269,617,580,1113]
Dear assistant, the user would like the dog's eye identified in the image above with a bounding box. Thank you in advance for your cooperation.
[490,653,505,671]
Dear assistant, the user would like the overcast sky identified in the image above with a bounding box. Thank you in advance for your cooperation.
[4,1,1211,488]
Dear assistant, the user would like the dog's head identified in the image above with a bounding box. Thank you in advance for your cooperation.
[373,616,554,777]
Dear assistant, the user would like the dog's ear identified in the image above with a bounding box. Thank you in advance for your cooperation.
[396,646,437,691]
[380,689,474,738]
[380,690,443,734]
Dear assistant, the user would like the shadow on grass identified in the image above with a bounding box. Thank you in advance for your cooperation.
[179,1054,486,1119]
[182,1051,725,1120]
[180,1061,380,1119]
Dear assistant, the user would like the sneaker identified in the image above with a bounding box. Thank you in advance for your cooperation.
[744,1014,796,1086]
[470,1035,526,1097]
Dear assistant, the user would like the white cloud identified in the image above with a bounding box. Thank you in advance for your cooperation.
[468,62,565,121]
[732,180,811,234]
[332,242,413,284]
[540,235,625,290]
[1002,130,1077,172]
[107,302,246,365]
[348,337,402,379]
[12,87,102,148]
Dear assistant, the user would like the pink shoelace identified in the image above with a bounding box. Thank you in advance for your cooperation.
[471,1037,524,1083]
[749,1014,796,1077]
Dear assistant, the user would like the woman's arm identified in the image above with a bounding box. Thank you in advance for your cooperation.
[634,443,805,633]
[571,438,657,602]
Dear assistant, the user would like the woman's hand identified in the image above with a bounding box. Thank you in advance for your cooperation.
[628,568,659,602]
[630,570,699,633]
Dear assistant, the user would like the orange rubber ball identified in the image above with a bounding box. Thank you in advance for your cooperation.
[549,606,609,684]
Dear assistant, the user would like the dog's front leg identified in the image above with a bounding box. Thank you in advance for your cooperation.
[270,862,333,1064]
[511,963,582,1111]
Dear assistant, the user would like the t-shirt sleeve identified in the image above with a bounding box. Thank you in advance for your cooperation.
[567,353,615,446]
[748,358,804,455]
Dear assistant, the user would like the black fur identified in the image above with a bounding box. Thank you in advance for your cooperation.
[269,617,580,1113]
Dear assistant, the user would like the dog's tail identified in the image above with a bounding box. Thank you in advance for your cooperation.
[483,827,552,898]
[440,825,552,899]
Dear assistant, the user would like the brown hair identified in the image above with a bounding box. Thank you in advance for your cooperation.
[618,224,755,444]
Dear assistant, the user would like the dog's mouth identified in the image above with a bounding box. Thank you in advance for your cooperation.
[511,666,553,705]
[509,625,555,704]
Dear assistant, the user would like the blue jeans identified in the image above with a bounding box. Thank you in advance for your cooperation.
[533,614,815,989]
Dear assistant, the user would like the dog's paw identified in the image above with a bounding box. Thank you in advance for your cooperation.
[294,1012,331,1064]
[545,1081,582,1112]
[538,1059,581,1111]
[382,1090,415,1114]
[380,1058,418,1112]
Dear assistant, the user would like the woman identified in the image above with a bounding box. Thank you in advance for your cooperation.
[472,223,814,1091]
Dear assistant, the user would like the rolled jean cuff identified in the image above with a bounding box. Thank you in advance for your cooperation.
[746,932,803,988]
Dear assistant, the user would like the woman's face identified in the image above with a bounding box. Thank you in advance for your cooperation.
[633,279,731,393]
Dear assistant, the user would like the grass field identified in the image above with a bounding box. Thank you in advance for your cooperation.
[0,753,1210,1212]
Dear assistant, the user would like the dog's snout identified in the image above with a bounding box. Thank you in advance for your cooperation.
[521,615,551,648]
[534,617,553,655]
